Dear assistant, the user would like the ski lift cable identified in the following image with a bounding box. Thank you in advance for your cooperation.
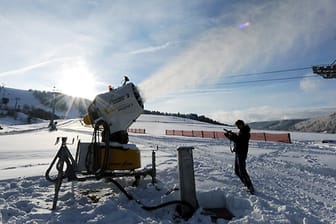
[170,74,317,96]
[218,66,311,78]
[331,59,336,65]
[202,66,313,84]
[214,74,316,86]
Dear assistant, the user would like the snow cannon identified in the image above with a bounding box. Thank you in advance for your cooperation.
[83,79,144,144]
[78,77,146,173]
[46,77,157,210]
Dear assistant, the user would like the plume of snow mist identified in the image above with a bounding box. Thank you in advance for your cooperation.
[139,0,334,101]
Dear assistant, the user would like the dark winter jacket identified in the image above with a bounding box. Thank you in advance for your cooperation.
[227,125,251,157]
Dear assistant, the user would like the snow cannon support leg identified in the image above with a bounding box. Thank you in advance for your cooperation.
[45,137,78,210]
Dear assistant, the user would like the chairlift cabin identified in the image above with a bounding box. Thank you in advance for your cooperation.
[312,61,336,79]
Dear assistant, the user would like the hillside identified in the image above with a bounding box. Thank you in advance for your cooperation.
[0,87,90,124]
[249,119,307,131]
[293,113,336,133]
[143,110,226,126]
[0,87,224,126]
[250,113,336,134]
[1,87,335,133]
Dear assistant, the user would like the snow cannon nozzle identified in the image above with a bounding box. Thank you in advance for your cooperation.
[86,79,144,144]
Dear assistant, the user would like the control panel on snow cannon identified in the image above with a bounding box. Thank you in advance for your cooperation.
[97,144,141,170]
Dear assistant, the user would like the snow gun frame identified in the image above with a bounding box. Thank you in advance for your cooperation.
[45,133,157,210]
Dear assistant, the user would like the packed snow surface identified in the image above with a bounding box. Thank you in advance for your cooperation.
[0,115,335,223]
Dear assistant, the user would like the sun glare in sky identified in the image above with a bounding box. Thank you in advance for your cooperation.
[56,61,97,100]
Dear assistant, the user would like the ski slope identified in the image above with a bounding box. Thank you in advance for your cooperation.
[0,115,335,223]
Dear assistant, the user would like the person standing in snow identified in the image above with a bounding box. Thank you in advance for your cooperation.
[224,120,254,194]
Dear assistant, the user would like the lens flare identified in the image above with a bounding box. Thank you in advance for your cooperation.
[238,22,251,29]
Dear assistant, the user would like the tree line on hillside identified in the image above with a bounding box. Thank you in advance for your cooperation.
[1,92,61,123]
[1,100,59,123]
[0,89,91,123]
[32,90,90,117]
[143,110,226,125]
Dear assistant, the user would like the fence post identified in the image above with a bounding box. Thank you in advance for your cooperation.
[288,133,292,144]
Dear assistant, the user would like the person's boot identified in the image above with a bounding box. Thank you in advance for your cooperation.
[248,184,255,195]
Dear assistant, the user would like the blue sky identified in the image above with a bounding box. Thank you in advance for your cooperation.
[0,0,335,124]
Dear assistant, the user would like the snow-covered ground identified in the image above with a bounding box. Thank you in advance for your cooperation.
[0,114,335,223]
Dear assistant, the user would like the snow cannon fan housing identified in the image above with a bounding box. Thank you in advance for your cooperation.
[85,82,144,143]
[78,82,144,173]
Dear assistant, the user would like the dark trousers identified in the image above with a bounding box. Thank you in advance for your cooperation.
[235,154,253,190]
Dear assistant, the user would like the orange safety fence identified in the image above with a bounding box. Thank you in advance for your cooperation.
[166,130,174,135]
[215,132,226,139]
[128,128,146,134]
[165,129,291,143]
[264,133,291,143]
[182,130,193,137]
[250,132,266,141]
[192,130,203,138]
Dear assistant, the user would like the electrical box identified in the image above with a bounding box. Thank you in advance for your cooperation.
[177,146,199,217]
[76,142,141,173]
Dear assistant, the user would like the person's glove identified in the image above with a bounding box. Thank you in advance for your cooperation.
[224,131,232,137]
